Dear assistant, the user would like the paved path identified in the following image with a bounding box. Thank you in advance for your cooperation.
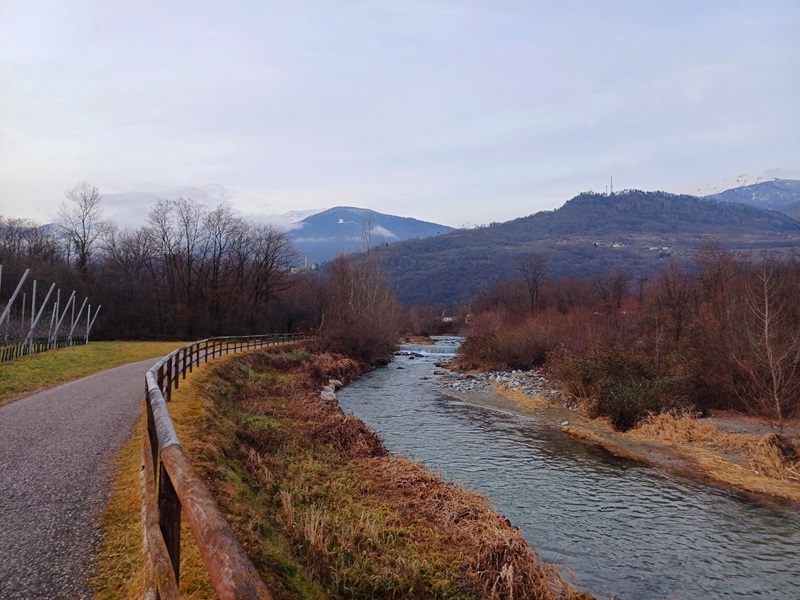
[0,358,157,599]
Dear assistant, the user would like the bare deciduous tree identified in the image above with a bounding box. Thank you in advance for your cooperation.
[316,255,401,364]
[595,268,629,314]
[654,262,693,342]
[733,257,800,432]
[59,181,106,273]
[517,254,547,313]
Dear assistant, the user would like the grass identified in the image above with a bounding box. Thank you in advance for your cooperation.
[177,348,586,600]
[91,419,146,599]
[0,340,187,405]
[564,411,800,502]
[495,385,549,411]
[93,346,590,599]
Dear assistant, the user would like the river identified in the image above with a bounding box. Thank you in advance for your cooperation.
[336,338,800,599]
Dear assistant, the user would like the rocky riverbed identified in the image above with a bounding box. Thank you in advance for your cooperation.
[435,366,582,412]
[394,351,574,410]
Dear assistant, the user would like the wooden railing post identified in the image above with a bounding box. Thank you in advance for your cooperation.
[165,361,172,402]
[158,464,182,585]
[145,391,158,477]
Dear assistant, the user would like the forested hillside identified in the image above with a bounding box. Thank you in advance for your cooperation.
[373,190,800,307]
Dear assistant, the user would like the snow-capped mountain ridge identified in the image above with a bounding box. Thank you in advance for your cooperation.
[694,174,773,197]
[703,178,800,214]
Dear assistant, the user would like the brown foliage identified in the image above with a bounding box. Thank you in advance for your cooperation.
[315,256,403,365]
[752,434,800,481]
[367,459,572,599]
[461,249,800,431]
[205,348,581,599]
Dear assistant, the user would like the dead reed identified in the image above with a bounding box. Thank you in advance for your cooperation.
[752,434,800,482]
[631,412,753,453]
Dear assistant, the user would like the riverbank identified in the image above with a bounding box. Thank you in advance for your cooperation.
[167,347,593,599]
[435,363,800,503]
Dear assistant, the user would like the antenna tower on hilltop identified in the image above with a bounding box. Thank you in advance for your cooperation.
[610,176,614,195]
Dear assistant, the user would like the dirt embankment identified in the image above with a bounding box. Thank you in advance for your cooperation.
[178,347,593,600]
[436,362,800,504]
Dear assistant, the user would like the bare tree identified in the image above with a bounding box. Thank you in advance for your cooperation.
[316,255,401,363]
[517,254,547,313]
[733,257,800,432]
[653,262,693,342]
[59,181,106,273]
[595,268,629,314]
[243,224,299,331]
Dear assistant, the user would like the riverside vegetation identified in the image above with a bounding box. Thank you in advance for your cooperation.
[95,345,593,599]
[455,244,800,500]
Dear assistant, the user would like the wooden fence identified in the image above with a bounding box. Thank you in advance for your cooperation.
[142,334,310,600]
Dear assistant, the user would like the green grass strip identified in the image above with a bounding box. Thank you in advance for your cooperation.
[0,341,187,405]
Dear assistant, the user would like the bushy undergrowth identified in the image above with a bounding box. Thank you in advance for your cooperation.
[460,251,800,432]
[547,346,693,431]
[191,347,584,600]
[458,308,598,371]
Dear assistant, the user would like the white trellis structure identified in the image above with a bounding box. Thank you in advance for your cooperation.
[0,265,101,362]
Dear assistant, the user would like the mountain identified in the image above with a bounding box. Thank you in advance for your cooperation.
[694,174,770,196]
[370,190,800,307]
[703,178,800,215]
[286,206,453,263]
[263,208,328,229]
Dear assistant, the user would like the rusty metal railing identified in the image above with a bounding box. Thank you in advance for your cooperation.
[141,334,309,600]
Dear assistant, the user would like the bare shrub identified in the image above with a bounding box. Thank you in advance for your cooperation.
[316,255,403,365]
[548,345,692,431]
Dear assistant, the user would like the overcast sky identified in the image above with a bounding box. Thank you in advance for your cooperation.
[1,1,798,228]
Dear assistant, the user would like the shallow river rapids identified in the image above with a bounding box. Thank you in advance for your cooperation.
[336,338,800,599]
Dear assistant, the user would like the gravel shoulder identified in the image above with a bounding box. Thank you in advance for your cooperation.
[0,358,155,599]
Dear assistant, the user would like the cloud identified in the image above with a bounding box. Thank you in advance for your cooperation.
[1,1,798,228]
[370,225,397,239]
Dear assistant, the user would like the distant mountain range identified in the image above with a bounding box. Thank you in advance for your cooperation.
[285,206,453,264]
[366,185,800,307]
[100,178,800,309]
[702,178,800,217]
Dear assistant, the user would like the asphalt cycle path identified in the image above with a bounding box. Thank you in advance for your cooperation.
[0,358,156,599]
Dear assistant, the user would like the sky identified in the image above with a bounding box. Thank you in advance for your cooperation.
[1,1,798,229]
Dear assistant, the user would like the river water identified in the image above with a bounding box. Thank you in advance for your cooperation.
[336,338,800,599]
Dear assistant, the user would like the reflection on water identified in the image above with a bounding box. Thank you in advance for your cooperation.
[338,339,800,599]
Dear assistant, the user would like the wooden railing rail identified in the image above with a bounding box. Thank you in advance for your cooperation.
[142,333,309,600]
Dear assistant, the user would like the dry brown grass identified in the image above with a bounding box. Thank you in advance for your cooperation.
[563,411,800,502]
[495,385,549,411]
[92,421,146,600]
[188,347,589,599]
[752,434,800,482]
[630,412,754,454]
[364,458,572,599]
